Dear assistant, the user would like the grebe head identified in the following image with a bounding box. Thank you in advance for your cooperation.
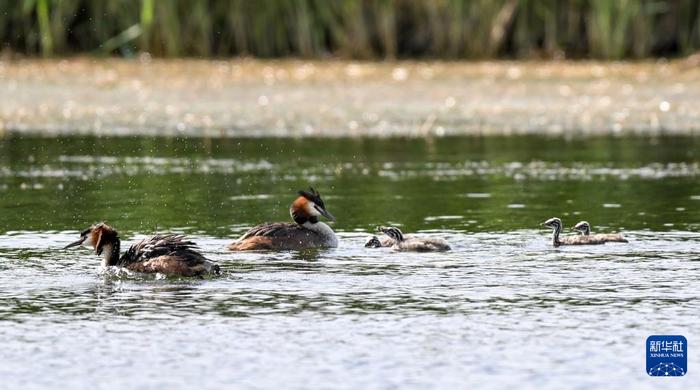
[378,226,404,242]
[64,222,120,257]
[290,187,335,224]
[365,235,382,248]
[571,221,591,235]
[541,217,562,231]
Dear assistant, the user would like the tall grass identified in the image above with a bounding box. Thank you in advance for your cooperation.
[1,0,700,59]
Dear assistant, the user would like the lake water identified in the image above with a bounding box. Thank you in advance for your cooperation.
[0,134,698,389]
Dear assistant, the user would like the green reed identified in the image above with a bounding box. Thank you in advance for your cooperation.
[1,0,699,59]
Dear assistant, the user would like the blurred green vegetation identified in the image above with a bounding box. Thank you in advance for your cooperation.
[1,0,700,59]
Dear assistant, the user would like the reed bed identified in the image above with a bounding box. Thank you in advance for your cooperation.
[1,0,700,59]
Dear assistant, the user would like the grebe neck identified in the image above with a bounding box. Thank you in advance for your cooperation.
[302,221,338,246]
[101,239,121,267]
[551,224,561,246]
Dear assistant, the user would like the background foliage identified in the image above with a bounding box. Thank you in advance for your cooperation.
[2,0,700,59]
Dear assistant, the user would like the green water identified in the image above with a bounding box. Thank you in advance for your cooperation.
[1,135,699,235]
[1,134,699,388]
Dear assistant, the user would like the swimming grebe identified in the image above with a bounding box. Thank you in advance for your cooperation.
[64,222,220,276]
[228,188,338,251]
[541,217,605,247]
[364,235,394,248]
[571,221,628,243]
[370,226,451,252]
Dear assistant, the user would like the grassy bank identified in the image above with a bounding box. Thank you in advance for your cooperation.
[2,0,700,59]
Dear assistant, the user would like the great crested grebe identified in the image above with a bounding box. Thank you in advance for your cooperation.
[368,226,451,252]
[541,217,606,247]
[571,221,628,243]
[228,187,338,251]
[64,222,220,277]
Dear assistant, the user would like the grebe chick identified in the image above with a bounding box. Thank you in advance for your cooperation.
[571,221,628,243]
[541,217,605,247]
[228,187,338,251]
[64,223,219,277]
[365,235,382,248]
[377,226,451,252]
[364,235,395,248]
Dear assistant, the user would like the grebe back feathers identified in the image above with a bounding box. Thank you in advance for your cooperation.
[64,222,219,277]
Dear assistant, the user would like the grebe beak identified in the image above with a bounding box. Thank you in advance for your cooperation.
[64,236,86,249]
[315,205,335,221]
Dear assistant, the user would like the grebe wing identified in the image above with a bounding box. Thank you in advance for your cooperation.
[593,233,628,243]
[238,222,304,239]
[126,254,218,276]
[396,238,451,252]
[122,234,206,265]
[558,235,606,245]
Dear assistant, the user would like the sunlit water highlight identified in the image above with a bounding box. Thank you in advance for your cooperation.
[0,135,698,388]
[3,60,700,137]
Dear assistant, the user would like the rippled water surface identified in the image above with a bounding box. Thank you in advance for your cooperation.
[0,135,698,389]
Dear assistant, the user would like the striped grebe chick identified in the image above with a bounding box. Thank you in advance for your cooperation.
[376,226,451,252]
[541,217,606,247]
[364,235,395,248]
[572,221,628,243]
[228,187,338,251]
[365,235,383,248]
[64,223,219,277]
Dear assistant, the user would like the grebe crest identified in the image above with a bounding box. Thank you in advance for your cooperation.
[290,187,335,224]
[64,222,120,266]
